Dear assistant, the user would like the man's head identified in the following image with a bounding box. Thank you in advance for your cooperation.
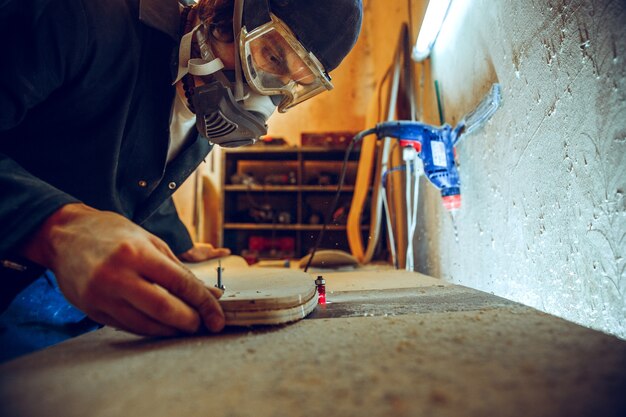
[188,0,362,146]
[197,0,363,74]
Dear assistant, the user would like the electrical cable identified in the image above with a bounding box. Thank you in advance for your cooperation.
[304,128,377,272]
[407,157,421,270]
[404,155,413,270]
[377,65,393,121]
[380,140,400,268]
[381,185,397,269]
[384,164,402,269]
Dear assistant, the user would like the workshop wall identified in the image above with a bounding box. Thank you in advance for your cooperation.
[414,0,626,338]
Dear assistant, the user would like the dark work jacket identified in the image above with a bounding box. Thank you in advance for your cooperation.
[0,0,212,310]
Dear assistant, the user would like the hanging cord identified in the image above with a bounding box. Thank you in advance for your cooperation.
[404,153,413,269]
[380,141,400,268]
[366,23,418,265]
[304,128,377,272]
[377,64,393,121]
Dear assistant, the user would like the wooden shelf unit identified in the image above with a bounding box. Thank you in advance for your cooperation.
[220,146,363,259]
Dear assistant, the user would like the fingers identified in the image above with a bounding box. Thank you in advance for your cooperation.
[87,273,205,336]
[39,207,227,338]
[138,253,225,333]
[90,304,179,337]
[206,286,224,300]
[207,244,231,257]
[120,280,201,334]
[179,243,231,262]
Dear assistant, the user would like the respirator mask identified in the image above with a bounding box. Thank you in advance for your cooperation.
[174,0,334,147]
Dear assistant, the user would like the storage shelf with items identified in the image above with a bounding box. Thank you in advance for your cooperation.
[220,146,364,262]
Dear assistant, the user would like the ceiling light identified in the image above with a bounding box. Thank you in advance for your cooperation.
[412,0,452,61]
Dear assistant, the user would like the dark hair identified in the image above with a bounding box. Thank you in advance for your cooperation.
[196,0,235,42]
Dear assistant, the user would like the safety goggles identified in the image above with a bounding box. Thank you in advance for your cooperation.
[239,14,334,113]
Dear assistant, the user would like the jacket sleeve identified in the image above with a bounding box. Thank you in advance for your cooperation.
[140,197,194,256]
[0,0,88,257]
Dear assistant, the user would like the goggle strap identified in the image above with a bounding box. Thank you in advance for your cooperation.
[233,0,246,101]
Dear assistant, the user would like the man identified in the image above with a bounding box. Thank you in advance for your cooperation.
[0,0,362,359]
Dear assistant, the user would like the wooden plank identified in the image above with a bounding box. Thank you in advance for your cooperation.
[199,175,221,246]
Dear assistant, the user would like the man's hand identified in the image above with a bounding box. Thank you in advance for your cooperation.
[178,243,230,263]
[20,203,225,337]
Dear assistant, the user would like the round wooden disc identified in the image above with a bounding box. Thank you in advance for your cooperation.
[186,258,318,325]
[218,267,317,312]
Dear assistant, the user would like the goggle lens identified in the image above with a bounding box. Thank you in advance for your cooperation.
[240,17,332,112]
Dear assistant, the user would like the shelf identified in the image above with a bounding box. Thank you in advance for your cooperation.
[223,146,355,154]
[224,185,300,192]
[220,145,368,258]
[300,185,355,192]
[224,185,355,192]
[224,223,349,231]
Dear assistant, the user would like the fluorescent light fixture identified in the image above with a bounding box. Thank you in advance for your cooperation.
[412,0,453,61]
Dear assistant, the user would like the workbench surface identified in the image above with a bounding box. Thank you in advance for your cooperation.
[1,268,625,417]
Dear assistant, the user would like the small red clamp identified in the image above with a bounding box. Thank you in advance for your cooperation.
[315,275,326,305]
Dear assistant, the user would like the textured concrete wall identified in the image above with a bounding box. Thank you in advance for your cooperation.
[415,0,626,338]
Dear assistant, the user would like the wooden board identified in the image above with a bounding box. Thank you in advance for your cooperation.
[298,249,360,269]
[222,293,318,326]
[346,122,377,263]
[200,175,221,246]
[185,256,318,326]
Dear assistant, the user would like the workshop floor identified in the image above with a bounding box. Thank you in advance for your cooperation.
[1,269,625,417]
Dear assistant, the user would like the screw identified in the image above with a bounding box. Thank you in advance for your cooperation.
[215,260,225,291]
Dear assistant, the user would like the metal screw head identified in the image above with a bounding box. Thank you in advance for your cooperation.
[215,260,225,291]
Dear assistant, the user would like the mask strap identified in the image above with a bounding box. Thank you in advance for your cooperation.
[173,23,225,84]
[188,58,224,77]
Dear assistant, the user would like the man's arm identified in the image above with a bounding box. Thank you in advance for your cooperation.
[0,0,225,336]
[19,203,225,336]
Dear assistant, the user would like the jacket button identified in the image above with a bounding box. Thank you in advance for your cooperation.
[138,180,147,187]
[168,182,177,190]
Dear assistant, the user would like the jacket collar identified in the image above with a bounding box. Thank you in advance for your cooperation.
[139,0,181,40]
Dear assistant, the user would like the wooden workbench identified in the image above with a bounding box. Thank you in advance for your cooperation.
[1,268,625,417]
